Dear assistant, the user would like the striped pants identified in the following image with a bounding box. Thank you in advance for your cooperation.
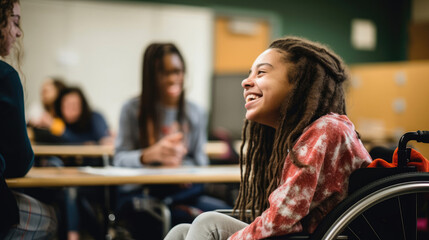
[1,192,57,240]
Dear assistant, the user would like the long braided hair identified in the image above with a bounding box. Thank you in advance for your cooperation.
[234,36,349,221]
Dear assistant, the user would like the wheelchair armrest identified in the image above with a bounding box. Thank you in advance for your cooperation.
[348,167,416,194]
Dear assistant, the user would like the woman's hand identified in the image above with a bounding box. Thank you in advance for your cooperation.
[99,136,115,146]
[140,132,187,166]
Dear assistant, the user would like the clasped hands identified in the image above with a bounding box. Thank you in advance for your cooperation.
[140,132,187,167]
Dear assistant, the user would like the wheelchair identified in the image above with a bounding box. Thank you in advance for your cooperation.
[271,130,429,240]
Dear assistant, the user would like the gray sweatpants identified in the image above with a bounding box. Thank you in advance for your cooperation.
[164,211,248,240]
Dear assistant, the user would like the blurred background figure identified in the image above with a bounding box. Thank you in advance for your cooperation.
[52,86,114,240]
[29,86,114,146]
[28,86,115,240]
[53,86,114,145]
[27,76,66,129]
[114,43,229,240]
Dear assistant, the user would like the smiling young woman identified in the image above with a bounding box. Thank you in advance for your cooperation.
[164,36,372,240]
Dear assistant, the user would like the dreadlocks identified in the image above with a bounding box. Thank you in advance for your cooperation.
[235,36,349,221]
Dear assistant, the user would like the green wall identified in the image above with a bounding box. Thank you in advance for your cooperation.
[103,0,411,64]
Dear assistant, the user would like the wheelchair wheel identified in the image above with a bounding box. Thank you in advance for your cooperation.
[311,172,429,240]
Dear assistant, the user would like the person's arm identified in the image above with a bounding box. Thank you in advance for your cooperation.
[0,66,34,178]
[58,112,110,144]
[92,112,109,139]
[113,100,144,168]
[182,103,209,166]
[229,116,369,239]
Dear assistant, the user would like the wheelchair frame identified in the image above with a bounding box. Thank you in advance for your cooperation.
[308,130,429,240]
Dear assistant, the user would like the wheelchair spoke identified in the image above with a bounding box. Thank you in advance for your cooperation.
[397,196,407,240]
[346,226,360,240]
[361,213,381,240]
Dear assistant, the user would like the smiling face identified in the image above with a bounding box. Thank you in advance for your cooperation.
[242,48,294,129]
[157,53,184,107]
[0,2,22,57]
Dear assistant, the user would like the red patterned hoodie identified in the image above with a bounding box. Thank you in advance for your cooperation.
[229,113,372,240]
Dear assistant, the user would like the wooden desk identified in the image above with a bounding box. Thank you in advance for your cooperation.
[32,145,114,157]
[6,165,240,188]
[32,141,229,159]
[204,141,229,159]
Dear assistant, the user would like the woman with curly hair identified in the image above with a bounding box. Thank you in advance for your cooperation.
[164,36,372,239]
[0,0,57,238]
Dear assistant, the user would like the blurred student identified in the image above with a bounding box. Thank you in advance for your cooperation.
[53,86,114,240]
[114,43,228,239]
[29,86,114,240]
[164,37,372,239]
[28,76,66,128]
[52,86,113,145]
[0,0,57,238]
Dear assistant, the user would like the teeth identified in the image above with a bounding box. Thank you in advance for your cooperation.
[246,94,260,103]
